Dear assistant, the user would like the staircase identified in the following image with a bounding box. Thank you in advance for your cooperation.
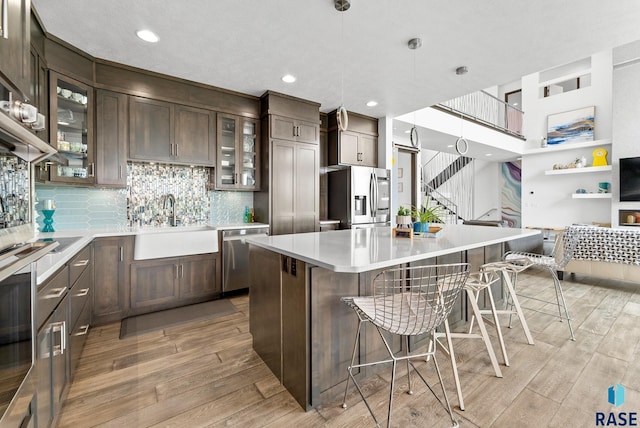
[421,152,475,224]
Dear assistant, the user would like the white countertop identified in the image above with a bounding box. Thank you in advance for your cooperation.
[33,223,268,285]
[246,225,541,273]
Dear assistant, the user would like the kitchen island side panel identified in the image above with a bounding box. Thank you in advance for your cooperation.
[249,245,282,380]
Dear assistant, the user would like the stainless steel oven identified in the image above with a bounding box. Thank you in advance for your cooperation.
[0,240,57,428]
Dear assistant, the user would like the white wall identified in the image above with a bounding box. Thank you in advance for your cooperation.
[473,160,502,220]
[520,50,614,228]
[522,50,613,150]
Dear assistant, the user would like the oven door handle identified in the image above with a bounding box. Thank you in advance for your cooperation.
[51,321,66,355]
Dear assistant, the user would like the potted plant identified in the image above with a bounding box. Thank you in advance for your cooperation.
[411,197,443,233]
[396,206,412,226]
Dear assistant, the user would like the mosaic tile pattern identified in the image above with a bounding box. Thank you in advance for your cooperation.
[127,163,210,226]
[35,185,127,231]
[0,155,30,228]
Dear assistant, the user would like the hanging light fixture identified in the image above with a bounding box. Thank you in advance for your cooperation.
[408,37,422,148]
[454,65,469,155]
[335,0,349,131]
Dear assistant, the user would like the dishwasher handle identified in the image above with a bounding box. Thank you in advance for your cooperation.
[223,233,268,242]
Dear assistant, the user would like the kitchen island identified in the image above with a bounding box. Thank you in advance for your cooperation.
[247,224,541,410]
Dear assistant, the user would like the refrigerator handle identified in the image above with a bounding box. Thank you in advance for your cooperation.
[372,171,378,218]
[369,172,375,217]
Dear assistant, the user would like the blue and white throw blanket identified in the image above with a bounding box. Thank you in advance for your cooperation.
[568,225,640,266]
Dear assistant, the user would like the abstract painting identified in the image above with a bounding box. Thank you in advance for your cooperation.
[547,106,595,145]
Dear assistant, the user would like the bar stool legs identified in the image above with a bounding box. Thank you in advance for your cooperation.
[481,260,536,349]
[435,270,504,411]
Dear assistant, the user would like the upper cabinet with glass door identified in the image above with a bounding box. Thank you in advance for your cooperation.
[48,72,94,184]
[215,113,259,191]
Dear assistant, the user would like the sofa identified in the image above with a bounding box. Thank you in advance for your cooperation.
[561,225,640,282]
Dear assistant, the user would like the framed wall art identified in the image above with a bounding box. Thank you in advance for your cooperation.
[547,106,595,145]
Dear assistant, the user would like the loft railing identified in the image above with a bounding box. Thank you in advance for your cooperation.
[437,90,524,138]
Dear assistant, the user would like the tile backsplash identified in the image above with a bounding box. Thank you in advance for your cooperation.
[35,162,254,230]
[0,154,30,228]
[127,163,210,227]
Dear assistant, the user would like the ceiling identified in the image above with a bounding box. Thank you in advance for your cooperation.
[32,1,640,162]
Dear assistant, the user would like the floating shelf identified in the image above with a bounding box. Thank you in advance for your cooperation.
[525,139,611,155]
[545,165,612,175]
[571,193,612,199]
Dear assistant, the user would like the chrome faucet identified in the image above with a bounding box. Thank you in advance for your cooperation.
[163,194,177,226]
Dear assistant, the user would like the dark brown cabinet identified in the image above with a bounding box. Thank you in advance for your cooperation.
[130,253,219,312]
[0,0,30,97]
[130,258,179,309]
[178,253,219,298]
[92,236,132,324]
[67,245,93,381]
[129,96,216,166]
[270,115,318,144]
[328,110,378,168]
[255,92,321,235]
[270,139,319,235]
[129,96,173,162]
[46,71,96,184]
[96,90,128,187]
[216,113,259,190]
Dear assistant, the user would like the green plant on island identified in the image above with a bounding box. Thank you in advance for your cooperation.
[397,206,411,216]
[411,196,444,224]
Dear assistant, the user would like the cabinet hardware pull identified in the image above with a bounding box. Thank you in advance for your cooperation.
[1,0,8,39]
[180,264,184,278]
[119,164,123,179]
[52,321,66,353]
[120,246,124,262]
[76,288,89,297]
[174,264,179,279]
[170,143,173,156]
[235,173,238,184]
[175,143,179,157]
[44,287,67,299]
[73,259,89,267]
[74,325,89,336]
[88,162,95,177]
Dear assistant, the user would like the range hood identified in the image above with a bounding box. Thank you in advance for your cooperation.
[0,110,56,163]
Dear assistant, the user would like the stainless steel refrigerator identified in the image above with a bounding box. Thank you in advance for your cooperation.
[328,166,390,228]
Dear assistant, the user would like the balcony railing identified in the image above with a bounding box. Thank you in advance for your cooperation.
[437,90,524,139]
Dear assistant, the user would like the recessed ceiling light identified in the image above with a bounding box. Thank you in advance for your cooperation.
[485,153,493,156]
[404,130,411,134]
[447,144,454,148]
[366,100,378,107]
[282,74,296,83]
[136,29,159,43]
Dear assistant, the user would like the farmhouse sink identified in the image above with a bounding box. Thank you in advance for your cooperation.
[133,226,218,260]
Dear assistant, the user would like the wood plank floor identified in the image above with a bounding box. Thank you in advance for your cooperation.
[58,268,640,427]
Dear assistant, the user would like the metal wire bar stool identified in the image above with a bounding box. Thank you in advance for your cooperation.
[341,263,470,428]
[504,225,586,341]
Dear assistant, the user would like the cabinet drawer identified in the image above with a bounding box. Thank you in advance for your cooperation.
[69,245,91,287]
[37,266,69,330]
[70,267,91,329]
[69,300,91,380]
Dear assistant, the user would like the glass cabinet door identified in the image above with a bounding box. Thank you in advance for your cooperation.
[240,119,257,189]
[48,72,94,184]
[217,114,237,188]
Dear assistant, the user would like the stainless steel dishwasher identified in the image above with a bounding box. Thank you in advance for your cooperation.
[222,226,269,293]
